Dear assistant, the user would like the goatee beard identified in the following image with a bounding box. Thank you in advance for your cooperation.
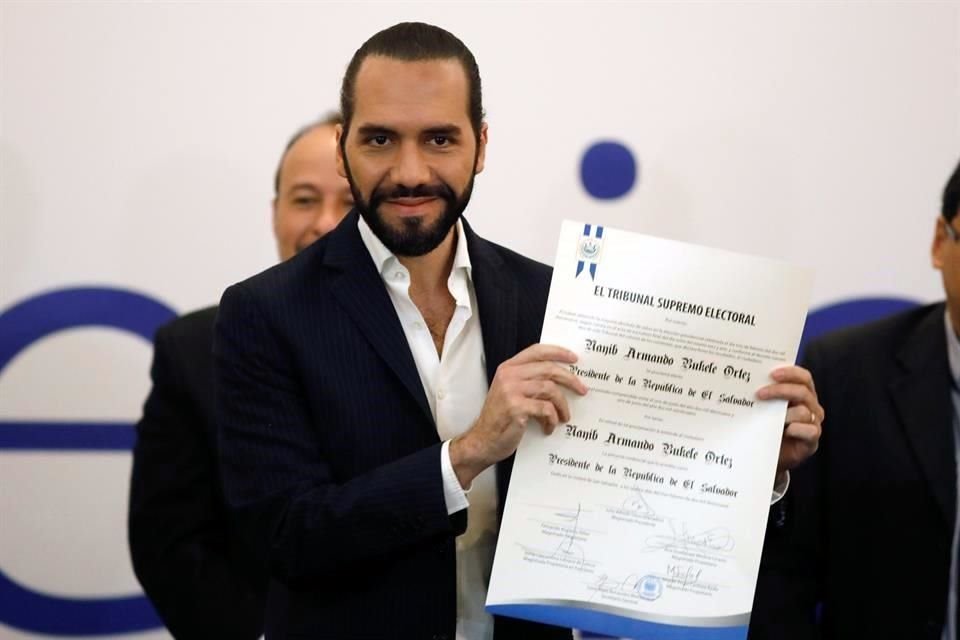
[342,154,476,257]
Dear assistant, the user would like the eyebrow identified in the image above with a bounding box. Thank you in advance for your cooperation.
[286,183,320,194]
[285,183,353,196]
[423,125,463,137]
[355,123,464,137]
[356,124,398,137]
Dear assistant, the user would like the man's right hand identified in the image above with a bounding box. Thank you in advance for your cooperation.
[449,344,588,488]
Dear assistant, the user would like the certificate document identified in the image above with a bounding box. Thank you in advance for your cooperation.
[486,221,812,639]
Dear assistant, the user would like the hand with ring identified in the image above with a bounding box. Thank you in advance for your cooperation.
[756,365,824,477]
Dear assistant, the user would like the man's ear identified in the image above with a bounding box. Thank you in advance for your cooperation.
[336,124,348,179]
[933,217,948,270]
[474,122,488,174]
[271,197,281,239]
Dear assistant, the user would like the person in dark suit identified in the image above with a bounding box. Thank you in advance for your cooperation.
[127,113,353,639]
[749,158,960,640]
[215,22,824,640]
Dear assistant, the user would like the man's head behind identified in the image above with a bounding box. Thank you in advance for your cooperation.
[932,157,960,332]
[273,113,353,261]
[336,22,487,258]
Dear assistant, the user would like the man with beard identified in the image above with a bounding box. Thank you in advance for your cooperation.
[214,23,823,640]
[128,114,351,639]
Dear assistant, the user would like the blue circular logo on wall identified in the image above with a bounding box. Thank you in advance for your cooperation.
[580,141,638,200]
[0,287,175,635]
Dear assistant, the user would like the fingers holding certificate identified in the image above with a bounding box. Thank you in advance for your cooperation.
[758,365,824,474]
[486,221,814,639]
[450,344,589,489]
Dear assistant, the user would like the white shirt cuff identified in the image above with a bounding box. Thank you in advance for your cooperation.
[770,470,790,505]
[441,440,470,515]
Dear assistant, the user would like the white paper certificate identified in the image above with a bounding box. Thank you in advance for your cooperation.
[486,221,812,639]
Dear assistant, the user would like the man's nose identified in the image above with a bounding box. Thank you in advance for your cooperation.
[392,141,431,188]
[310,201,344,237]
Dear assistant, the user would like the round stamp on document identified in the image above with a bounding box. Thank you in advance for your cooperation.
[637,575,663,601]
[578,237,602,261]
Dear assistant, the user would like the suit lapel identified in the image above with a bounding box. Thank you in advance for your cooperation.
[889,305,957,530]
[464,220,518,385]
[323,212,434,427]
[463,220,523,523]
[326,215,526,513]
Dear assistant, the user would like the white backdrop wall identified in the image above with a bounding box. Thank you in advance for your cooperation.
[1,2,958,638]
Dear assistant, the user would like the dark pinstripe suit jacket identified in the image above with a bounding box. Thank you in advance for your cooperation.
[214,211,571,640]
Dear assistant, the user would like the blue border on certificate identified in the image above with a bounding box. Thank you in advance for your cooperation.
[488,603,748,640]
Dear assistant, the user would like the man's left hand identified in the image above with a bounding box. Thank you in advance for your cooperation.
[756,365,823,474]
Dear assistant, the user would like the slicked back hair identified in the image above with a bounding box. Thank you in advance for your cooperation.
[339,22,484,144]
[273,112,342,196]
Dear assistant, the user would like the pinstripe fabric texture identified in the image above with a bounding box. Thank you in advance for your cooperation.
[214,211,571,640]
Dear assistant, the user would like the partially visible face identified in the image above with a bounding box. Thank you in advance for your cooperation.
[932,213,960,332]
[337,56,487,257]
[273,124,353,261]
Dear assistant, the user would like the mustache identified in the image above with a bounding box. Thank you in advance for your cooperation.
[372,183,455,202]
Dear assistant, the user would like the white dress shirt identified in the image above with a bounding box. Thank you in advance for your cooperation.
[358,216,497,640]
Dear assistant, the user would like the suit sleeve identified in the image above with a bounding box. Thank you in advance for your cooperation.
[214,282,464,586]
[128,323,264,640]
[748,343,826,640]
